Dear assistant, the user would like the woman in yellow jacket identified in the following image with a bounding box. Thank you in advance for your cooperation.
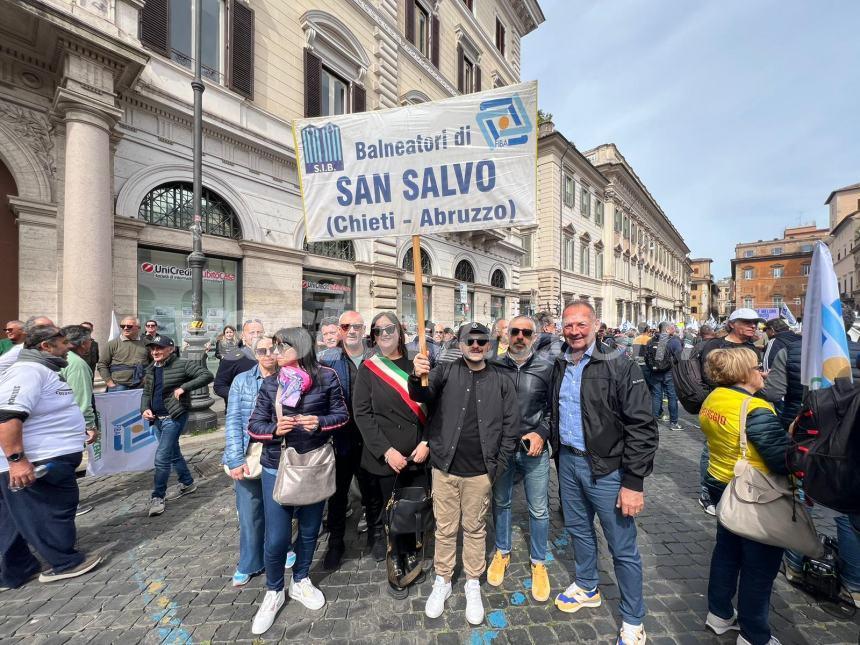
[698,347,790,645]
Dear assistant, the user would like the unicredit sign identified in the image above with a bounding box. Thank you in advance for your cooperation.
[139,262,236,282]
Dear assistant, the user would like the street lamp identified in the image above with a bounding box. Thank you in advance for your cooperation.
[185,0,217,433]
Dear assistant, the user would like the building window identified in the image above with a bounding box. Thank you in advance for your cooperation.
[772,247,783,256]
[773,295,784,308]
[743,296,753,308]
[462,0,474,11]
[491,294,505,320]
[594,298,603,320]
[691,283,698,291]
[563,234,575,271]
[579,243,590,275]
[614,208,622,232]
[743,268,753,280]
[595,249,604,279]
[455,259,475,283]
[167,0,224,82]
[321,67,349,116]
[744,250,755,258]
[402,247,432,275]
[616,300,623,325]
[491,269,506,289]
[800,243,813,253]
[595,200,604,225]
[622,216,630,239]
[139,182,241,239]
[691,307,698,314]
[522,233,533,267]
[401,283,431,333]
[801,263,810,276]
[580,188,590,217]
[772,265,784,278]
[414,2,430,57]
[495,18,505,56]
[564,175,575,207]
[304,239,356,261]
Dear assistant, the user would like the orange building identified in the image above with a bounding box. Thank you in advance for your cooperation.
[731,225,828,317]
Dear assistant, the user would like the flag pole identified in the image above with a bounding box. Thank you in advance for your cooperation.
[412,235,429,386]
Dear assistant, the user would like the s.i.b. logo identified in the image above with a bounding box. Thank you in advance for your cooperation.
[301,123,344,174]
[112,409,156,453]
[476,93,532,149]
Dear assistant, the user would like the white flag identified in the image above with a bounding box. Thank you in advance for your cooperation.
[780,302,797,326]
[109,311,121,341]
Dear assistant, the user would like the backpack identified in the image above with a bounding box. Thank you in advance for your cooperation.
[644,336,673,372]
[788,378,860,514]
[670,344,709,414]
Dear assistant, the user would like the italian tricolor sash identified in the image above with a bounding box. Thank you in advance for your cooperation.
[365,354,428,425]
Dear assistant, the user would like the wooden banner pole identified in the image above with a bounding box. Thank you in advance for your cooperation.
[412,234,429,386]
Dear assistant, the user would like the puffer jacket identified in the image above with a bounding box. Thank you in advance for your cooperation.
[222,365,265,469]
[491,351,553,441]
[247,366,349,469]
[140,354,213,419]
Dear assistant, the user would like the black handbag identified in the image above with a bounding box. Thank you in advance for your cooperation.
[384,477,434,588]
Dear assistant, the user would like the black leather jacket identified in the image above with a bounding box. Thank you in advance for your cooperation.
[491,351,553,442]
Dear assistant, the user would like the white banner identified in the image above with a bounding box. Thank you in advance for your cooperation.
[86,390,158,477]
[294,81,538,242]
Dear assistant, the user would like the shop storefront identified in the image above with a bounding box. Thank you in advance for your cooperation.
[401,283,432,334]
[137,248,240,370]
[453,283,474,328]
[302,270,355,334]
[491,295,505,322]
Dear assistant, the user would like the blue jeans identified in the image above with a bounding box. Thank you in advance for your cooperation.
[707,484,783,645]
[152,414,193,499]
[493,449,549,563]
[0,452,85,587]
[559,448,645,625]
[261,467,325,590]
[648,370,677,423]
[700,444,712,503]
[234,478,265,575]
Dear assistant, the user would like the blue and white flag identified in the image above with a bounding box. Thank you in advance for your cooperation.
[800,242,852,389]
[780,302,797,326]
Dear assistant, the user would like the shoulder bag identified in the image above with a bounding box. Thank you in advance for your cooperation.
[222,441,263,479]
[716,397,823,558]
[271,383,336,506]
[384,470,434,587]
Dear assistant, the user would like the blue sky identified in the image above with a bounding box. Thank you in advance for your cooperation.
[521,0,860,278]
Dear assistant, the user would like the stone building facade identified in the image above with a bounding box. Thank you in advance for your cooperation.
[825,182,860,305]
[715,276,733,319]
[688,258,716,322]
[0,0,544,344]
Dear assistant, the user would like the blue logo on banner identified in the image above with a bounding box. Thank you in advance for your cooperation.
[301,123,344,173]
[476,94,532,149]
[111,409,156,454]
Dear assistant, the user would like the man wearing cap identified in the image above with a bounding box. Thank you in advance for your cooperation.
[410,322,520,627]
[141,334,213,517]
[758,317,802,429]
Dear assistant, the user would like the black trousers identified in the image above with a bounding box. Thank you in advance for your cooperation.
[327,446,370,544]
[368,468,429,556]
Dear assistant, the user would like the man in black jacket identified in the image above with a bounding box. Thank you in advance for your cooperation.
[487,315,554,602]
[213,319,264,405]
[141,335,213,517]
[551,301,657,645]
[410,322,520,627]
[759,317,802,429]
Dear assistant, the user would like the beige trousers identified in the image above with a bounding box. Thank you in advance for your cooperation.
[431,468,492,580]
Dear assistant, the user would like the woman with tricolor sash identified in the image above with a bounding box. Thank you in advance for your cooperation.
[353,311,430,598]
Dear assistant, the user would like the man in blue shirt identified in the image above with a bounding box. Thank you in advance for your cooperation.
[550,301,658,645]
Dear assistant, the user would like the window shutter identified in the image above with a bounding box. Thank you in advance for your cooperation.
[228,0,255,99]
[475,65,481,92]
[140,0,169,56]
[456,44,464,93]
[304,49,322,117]
[405,0,415,44]
[352,85,366,113]
[430,14,440,67]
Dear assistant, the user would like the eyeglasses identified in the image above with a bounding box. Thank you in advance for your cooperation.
[120,324,137,329]
[340,323,364,332]
[272,343,292,355]
[372,324,398,337]
[255,347,275,356]
[509,327,534,338]
[463,338,489,347]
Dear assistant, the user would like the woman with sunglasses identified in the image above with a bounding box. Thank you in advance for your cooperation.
[247,327,348,635]
[698,347,790,645]
[222,337,295,587]
[353,312,430,598]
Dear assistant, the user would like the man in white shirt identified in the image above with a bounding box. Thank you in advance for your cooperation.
[0,325,102,589]
[0,316,53,378]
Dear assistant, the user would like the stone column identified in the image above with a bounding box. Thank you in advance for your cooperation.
[54,90,121,343]
[9,198,59,322]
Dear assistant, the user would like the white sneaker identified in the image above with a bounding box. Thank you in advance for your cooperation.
[737,635,781,645]
[425,575,452,618]
[706,610,740,635]
[617,622,646,645]
[148,497,165,516]
[251,590,284,635]
[464,578,484,626]
[288,576,325,610]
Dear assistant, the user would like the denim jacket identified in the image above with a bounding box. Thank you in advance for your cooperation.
[221,364,264,469]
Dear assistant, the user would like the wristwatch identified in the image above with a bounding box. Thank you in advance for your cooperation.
[5,452,25,462]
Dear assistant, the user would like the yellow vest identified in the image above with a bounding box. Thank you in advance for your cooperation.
[699,387,776,484]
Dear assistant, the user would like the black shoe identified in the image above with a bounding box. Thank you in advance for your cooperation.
[403,551,422,574]
[371,533,386,562]
[323,542,345,571]
[387,579,409,599]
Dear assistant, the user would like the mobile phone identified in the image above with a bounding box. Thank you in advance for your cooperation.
[520,438,531,451]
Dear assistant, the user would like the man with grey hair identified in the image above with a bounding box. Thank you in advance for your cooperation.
[97,316,149,391]
[0,316,54,378]
[1,320,24,357]
[643,322,683,429]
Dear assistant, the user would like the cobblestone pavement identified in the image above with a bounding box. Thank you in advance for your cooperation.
[1,416,858,645]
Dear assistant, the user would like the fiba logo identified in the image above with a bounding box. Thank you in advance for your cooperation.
[476,93,532,149]
[301,123,344,174]
[111,409,156,454]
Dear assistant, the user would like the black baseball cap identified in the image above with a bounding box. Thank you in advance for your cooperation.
[457,322,490,341]
[145,335,175,348]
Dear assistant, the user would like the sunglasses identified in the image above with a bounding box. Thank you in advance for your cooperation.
[509,327,534,338]
[272,342,292,355]
[255,347,275,356]
[372,324,398,337]
[463,338,489,347]
[120,324,137,329]
[340,323,364,332]
[4,328,15,333]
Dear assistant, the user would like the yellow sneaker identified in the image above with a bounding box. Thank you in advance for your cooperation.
[486,550,510,587]
[531,562,550,601]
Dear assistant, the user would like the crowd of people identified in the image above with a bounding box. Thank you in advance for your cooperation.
[1,302,858,645]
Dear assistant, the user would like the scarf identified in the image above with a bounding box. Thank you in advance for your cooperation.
[17,348,68,374]
[278,366,312,407]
